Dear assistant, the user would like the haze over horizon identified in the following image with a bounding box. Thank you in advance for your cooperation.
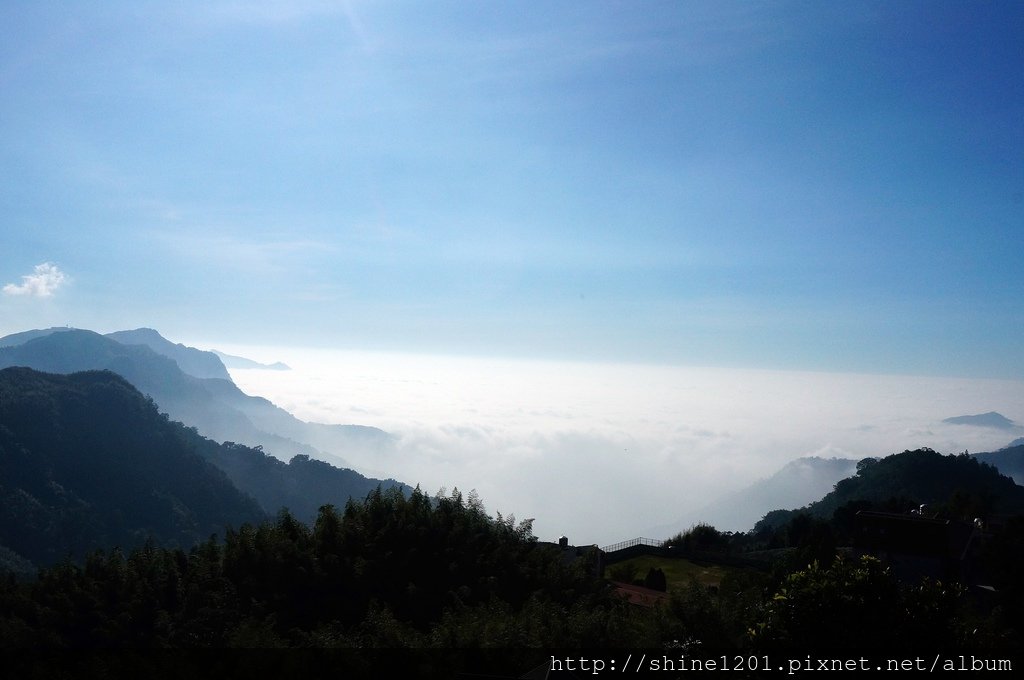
[213,342,1024,545]
[2,1,1022,379]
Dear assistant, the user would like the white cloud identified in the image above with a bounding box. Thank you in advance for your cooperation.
[3,262,68,298]
[222,348,1024,545]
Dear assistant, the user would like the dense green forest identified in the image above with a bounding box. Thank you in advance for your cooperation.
[764,448,1024,525]
[2,473,1023,653]
[0,366,406,572]
[0,367,265,569]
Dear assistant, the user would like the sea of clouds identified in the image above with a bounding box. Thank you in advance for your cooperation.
[219,346,1024,547]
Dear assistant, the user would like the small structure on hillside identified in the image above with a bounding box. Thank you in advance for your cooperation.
[539,535,604,577]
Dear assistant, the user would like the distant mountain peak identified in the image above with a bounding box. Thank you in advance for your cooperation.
[0,326,390,475]
[116,327,163,340]
[0,326,76,348]
[106,328,231,381]
[657,455,858,534]
[943,412,1019,430]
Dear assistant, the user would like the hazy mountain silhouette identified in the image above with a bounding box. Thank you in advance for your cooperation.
[106,327,232,380]
[973,444,1024,485]
[0,367,266,569]
[0,329,391,468]
[104,330,359,455]
[654,456,858,534]
[213,350,291,370]
[943,411,1019,430]
[0,326,75,348]
[194,442,410,525]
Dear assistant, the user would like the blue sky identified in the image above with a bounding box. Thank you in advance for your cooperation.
[2,1,1022,377]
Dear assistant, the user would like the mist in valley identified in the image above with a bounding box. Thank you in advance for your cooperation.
[218,345,1024,546]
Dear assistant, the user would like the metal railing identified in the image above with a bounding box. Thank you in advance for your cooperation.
[601,537,666,553]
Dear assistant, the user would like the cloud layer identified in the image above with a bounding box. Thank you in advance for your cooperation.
[221,347,1024,546]
[3,263,68,298]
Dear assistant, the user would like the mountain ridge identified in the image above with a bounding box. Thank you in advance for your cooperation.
[752,447,1024,534]
[213,350,291,370]
[943,411,1020,430]
[106,327,233,380]
[0,366,410,571]
[0,326,75,348]
[660,443,1024,536]
[0,366,267,569]
[653,456,858,535]
[0,328,391,468]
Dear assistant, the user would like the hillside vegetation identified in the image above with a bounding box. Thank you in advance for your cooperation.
[0,367,406,570]
[754,448,1024,534]
[0,367,264,569]
[1,366,1022,661]
[0,329,391,465]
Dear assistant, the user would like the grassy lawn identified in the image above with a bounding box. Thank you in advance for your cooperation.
[606,555,747,591]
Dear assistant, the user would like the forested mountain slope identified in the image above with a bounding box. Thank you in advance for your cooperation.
[0,366,410,572]
[754,448,1024,533]
[0,367,266,569]
[0,329,391,467]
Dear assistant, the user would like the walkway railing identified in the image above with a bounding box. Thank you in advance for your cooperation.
[599,537,776,571]
[601,537,665,553]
